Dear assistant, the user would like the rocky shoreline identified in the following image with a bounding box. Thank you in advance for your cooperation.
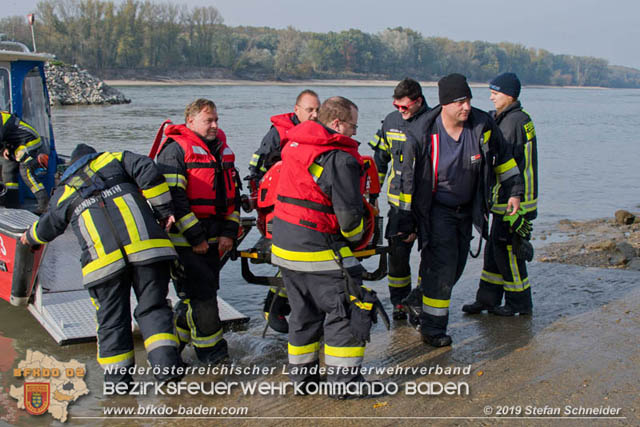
[538,209,640,270]
[45,62,130,106]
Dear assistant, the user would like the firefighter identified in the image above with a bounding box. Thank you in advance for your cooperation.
[247,90,320,333]
[21,144,181,387]
[272,96,378,395]
[394,74,523,347]
[463,72,538,316]
[368,78,430,320]
[156,99,240,365]
[0,111,49,213]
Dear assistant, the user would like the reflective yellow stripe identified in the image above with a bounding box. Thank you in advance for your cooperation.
[349,295,373,311]
[495,158,517,175]
[176,212,199,233]
[341,218,363,239]
[141,182,170,199]
[28,221,47,245]
[480,270,504,285]
[422,296,450,308]
[483,130,491,144]
[124,238,174,254]
[163,173,187,190]
[144,333,179,348]
[97,350,134,366]
[386,131,406,142]
[225,210,240,223]
[114,197,140,243]
[523,140,535,206]
[324,344,365,358]
[308,162,323,180]
[288,341,320,356]
[4,182,18,189]
[82,250,123,276]
[524,121,536,141]
[388,192,412,204]
[271,244,352,262]
[90,152,123,172]
[81,211,106,257]
[58,186,77,205]
[249,153,260,167]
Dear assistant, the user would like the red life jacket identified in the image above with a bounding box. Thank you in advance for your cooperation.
[275,121,364,234]
[163,124,237,218]
[270,112,296,147]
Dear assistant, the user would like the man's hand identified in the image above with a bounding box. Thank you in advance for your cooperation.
[402,232,417,243]
[160,214,175,232]
[3,148,11,160]
[506,196,520,216]
[192,240,209,254]
[20,231,29,246]
[218,236,234,255]
[503,209,532,240]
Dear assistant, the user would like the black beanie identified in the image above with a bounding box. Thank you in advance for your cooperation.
[438,73,472,105]
[70,143,97,164]
[489,72,521,99]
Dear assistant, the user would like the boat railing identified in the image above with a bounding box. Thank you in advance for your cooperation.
[0,39,31,53]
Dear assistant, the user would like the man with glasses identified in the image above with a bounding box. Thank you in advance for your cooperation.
[272,96,373,396]
[394,73,523,347]
[247,89,321,334]
[368,78,430,321]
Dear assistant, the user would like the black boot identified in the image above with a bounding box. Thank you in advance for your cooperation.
[462,301,497,314]
[263,289,289,333]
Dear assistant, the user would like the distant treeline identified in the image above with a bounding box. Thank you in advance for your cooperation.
[2,0,640,87]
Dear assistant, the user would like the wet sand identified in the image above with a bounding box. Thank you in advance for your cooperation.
[1,220,639,426]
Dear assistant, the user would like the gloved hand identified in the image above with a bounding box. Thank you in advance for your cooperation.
[503,209,532,240]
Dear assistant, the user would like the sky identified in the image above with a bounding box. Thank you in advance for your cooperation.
[3,0,640,69]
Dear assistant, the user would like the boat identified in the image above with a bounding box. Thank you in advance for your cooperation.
[0,42,249,344]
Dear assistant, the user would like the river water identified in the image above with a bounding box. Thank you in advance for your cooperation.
[1,84,640,425]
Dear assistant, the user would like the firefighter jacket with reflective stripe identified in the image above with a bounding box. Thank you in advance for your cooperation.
[394,106,523,248]
[368,100,430,189]
[0,111,43,162]
[248,112,299,179]
[156,126,240,248]
[26,151,177,287]
[490,101,538,220]
[272,121,365,272]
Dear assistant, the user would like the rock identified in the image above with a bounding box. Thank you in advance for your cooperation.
[587,240,616,251]
[626,258,640,271]
[608,252,626,266]
[615,242,637,262]
[44,62,130,106]
[614,210,635,225]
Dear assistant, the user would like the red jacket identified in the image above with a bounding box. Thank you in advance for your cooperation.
[163,124,237,218]
[275,121,363,234]
[270,112,296,147]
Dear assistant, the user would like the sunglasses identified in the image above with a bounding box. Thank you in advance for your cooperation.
[393,98,419,112]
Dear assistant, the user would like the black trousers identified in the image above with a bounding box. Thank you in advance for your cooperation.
[88,261,179,382]
[282,267,366,384]
[419,203,473,337]
[475,217,532,311]
[387,237,414,305]
[174,246,227,362]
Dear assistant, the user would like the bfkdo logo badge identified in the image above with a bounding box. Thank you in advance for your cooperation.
[24,383,50,416]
